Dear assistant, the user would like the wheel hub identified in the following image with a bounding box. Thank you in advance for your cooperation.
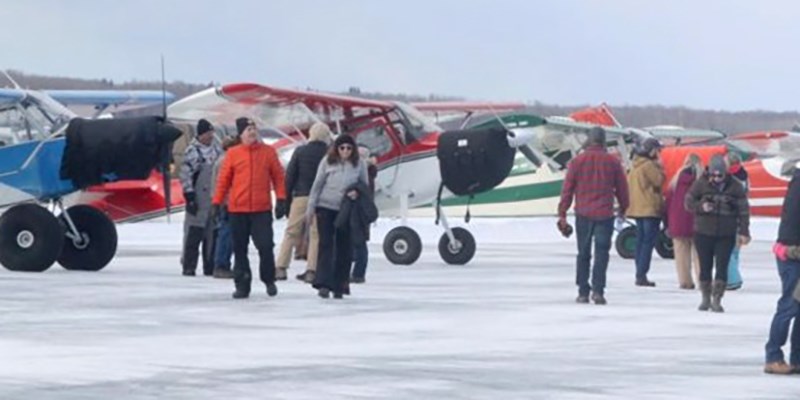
[17,230,34,249]
[71,232,90,250]
[447,240,463,254]
[393,239,409,255]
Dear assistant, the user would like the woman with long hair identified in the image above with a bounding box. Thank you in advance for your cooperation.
[306,134,368,299]
[664,153,702,289]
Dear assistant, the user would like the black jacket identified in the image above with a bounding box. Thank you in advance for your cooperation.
[335,181,379,244]
[778,169,800,245]
[285,141,328,200]
[685,172,750,237]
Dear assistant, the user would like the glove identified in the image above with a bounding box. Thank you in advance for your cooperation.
[274,199,288,220]
[184,192,198,216]
[773,243,789,261]
[557,217,573,239]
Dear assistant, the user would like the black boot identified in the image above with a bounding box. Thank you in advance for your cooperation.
[266,283,278,297]
[711,280,726,313]
[232,289,249,299]
[698,281,711,311]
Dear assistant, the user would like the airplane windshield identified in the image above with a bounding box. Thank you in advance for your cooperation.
[393,102,442,141]
[0,92,76,145]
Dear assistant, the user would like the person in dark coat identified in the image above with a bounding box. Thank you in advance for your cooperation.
[664,153,702,289]
[764,161,800,374]
[351,146,378,284]
[685,155,751,313]
[276,122,331,283]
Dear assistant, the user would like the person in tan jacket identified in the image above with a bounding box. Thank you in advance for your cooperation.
[626,138,665,287]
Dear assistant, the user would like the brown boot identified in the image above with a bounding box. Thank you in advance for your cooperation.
[764,361,794,374]
[711,280,726,313]
[275,267,288,281]
[698,281,711,311]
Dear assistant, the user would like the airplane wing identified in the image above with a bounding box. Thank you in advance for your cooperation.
[0,88,24,106]
[45,90,176,107]
[412,101,525,113]
[727,131,800,159]
[644,126,726,145]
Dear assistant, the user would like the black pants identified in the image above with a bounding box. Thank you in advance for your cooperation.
[694,233,736,282]
[230,211,275,292]
[183,222,214,275]
[313,207,352,294]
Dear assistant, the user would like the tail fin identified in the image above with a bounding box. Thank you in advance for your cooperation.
[570,103,620,127]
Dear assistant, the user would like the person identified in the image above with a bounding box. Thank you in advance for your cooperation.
[764,161,800,374]
[212,117,288,299]
[726,152,750,290]
[307,134,368,299]
[276,122,331,282]
[626,137,665,287]
[179,119,222,276]
[351,146,378,284]
[685,155,750,313]
[664,153,702,289]
[557,127,629,305]
[210,136,239,279]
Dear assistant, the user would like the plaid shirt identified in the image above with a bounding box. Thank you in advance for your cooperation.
[558,145,629,220]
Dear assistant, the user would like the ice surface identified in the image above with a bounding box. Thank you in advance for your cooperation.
[0,217,797,399]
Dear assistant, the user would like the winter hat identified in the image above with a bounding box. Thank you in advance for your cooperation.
[196,119,214,136]
[308,122,332,143]
[640,137,663,154]
[236,117,254,136]
[708,154,728,175]
[334,134,356,148]
[586,126,606,146]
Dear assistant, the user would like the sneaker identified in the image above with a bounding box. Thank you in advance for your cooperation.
[266,283,278,297]
[182,269,196,277]
[575,295,590,304]
[591,293,607,305]
[213,268,233,279]
[318,288,330,299]
[764,361,794,375]
[635,279,656,287]
[275,268,288,281]
[232,290,249,299]
[351,276,366,284]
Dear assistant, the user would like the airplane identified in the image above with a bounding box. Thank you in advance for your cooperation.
[0,82,181,273]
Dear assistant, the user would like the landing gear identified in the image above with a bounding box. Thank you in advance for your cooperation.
[57,205,118,271]
[0,203,64,272]
[438,227,475,265]
[383,227,422,265]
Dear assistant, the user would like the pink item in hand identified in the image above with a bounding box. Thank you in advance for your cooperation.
[773,243,789,261]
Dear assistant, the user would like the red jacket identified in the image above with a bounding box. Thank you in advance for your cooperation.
[558,145,629,220]
[213,142,286,213]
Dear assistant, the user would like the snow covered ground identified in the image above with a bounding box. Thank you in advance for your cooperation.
[0,217,797,399]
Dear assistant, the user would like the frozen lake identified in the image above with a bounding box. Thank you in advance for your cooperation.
[0,217,797,399]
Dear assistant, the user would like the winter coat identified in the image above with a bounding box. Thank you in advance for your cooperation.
[285,141,328,202]
[180,139,222,227]
[626,155,665,218]
[685,172,750,238]
[778,169,800,246]
[308,157,368,212]
[664,168,696,238]
[212,142,286,213]
[334,181,379,244]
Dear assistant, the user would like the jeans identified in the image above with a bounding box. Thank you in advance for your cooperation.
[352,242,369,279]
[765,258,800,364]
[575,215,614,296]
[634,217,660,280]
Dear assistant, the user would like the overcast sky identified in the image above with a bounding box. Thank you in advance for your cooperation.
[2,0,799,111]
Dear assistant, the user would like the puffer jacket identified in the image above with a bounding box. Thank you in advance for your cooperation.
[685,172,750,238]
[335,181,379,244]
[212,142,286,213]
[285,141,328,199]
[626,155,665,218]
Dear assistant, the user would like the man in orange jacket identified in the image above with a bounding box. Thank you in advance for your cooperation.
[212,117,288,299]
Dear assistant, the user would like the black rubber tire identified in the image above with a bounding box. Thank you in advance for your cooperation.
[655,229,675,259]
[438,227,476,265]
[57,205,118,271]
[615,226,637,260]
[383,227,422,265]
[0,203,64,272]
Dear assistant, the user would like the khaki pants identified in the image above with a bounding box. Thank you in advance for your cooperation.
[673,237,700,287]
[276,196,318,271]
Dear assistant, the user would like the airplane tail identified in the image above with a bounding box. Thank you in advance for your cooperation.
[569,103,621,127]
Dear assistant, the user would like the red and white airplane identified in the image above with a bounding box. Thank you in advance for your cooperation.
[168,83,527,265]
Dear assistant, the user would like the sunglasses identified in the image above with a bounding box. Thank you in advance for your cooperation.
[711,173,724,178]
[338,145,353,151]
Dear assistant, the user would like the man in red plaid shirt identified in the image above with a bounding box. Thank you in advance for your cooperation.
[558,127,630,305]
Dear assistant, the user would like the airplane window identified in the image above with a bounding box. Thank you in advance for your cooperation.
[353,124,393,157]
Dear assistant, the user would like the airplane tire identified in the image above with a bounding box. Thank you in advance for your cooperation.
[615,226,637,259]
[383,227,422,265]
[438,227,476,265]
[0,203,64,272]
[655,229,675,260]
[57,205,117,271]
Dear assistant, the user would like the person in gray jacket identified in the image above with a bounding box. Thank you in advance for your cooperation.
[179,119,222,276]
[306,134,368,299]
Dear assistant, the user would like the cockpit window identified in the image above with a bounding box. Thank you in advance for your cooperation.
[393,102,441,143]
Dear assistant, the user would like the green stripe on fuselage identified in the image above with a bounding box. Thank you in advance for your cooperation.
[436,180,564,207]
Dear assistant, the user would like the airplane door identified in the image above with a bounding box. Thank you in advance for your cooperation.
[347,118,402,196]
